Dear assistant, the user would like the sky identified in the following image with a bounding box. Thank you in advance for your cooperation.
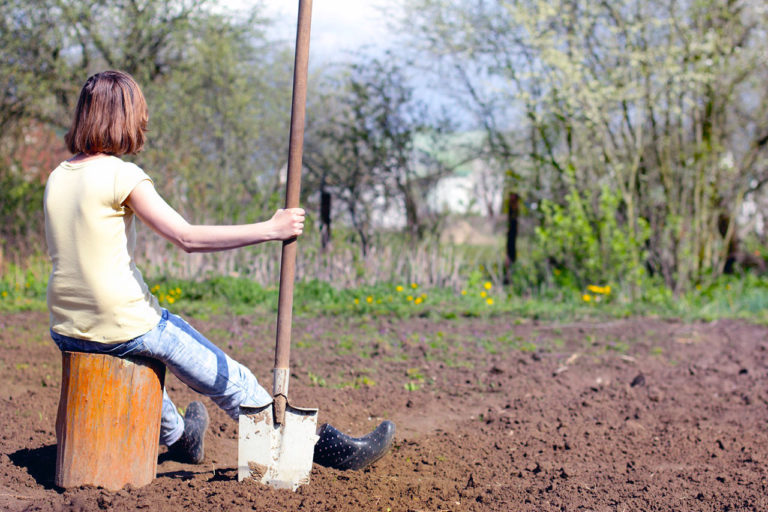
[224,0,397,62]
[220,0,468,125]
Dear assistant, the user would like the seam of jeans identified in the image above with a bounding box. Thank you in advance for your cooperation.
[164,313,257,398]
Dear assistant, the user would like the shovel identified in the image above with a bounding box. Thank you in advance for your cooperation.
[238,0,318,491]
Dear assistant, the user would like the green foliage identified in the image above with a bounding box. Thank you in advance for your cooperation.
[400,0,768,291]
[403,381,421,392]
[307,372,327,387]
[0,0,293,262]
[8,261,768,325]
[336,375,377,389]
[0,164,45,255]
[7,248,768,328]
[533,185,650,293]
[0,259,48,312]
[148,275,275,315]
[4,1,768,320]
[304,52,453,254]
[140,8,293,226]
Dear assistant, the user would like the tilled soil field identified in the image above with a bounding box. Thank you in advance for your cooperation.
[1,310,768,511]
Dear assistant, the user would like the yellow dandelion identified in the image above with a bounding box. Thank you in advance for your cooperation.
[411,282,419,289]
[366,296,373,303]
[354,298,360,305]
[480,291,487,298]
[460,290,467,296]
[486,297,494,305]
[1,291,7,298]
[167,297,175,304]
[420,293,427,299]
[587,284,612,295]
[175,287,182,295]
[414,297,423,305]
[407,295,414,302]
[553,269,561,276]
[582,294,592,302]
[151,285,160,293]
[484,281,492,290]
[396,285,404,292]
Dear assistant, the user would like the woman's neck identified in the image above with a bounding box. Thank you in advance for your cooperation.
[68,152,110,163]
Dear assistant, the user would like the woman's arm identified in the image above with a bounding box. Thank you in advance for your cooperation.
[125,180,305,253]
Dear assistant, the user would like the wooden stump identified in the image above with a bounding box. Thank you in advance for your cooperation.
[55,351,165,490]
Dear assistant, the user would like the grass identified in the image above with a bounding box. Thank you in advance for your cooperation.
[6,258,768,325]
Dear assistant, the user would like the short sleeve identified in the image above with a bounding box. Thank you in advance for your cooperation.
[114,162,153,207]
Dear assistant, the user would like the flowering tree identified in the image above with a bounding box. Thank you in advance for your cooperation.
[401,0,768,291]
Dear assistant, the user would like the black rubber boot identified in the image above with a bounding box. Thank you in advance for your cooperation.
[167,401,209,464]
[313,420,395,470]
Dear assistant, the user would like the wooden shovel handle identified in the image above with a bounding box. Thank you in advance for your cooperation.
[274,0,313,422]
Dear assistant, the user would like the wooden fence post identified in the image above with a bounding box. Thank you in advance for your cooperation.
[504,192,520,284]
[320,190,332,250]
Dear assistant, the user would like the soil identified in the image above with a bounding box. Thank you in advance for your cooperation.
[1,310,768,511]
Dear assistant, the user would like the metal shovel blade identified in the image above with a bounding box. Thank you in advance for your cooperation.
[238,402,319,491]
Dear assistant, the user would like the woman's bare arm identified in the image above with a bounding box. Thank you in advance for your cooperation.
[125,180,305,253]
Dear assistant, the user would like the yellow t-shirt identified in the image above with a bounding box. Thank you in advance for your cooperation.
[44,156,162,342]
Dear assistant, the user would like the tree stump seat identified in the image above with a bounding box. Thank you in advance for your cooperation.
[55,351,165,490]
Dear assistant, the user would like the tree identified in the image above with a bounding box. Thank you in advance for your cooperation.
[1,0,213,131]
[0,0,295,266]
[304,54,452,255]
[400,0,768,291]
[139,9,294,226]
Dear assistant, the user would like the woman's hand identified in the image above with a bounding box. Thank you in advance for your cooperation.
[269,208,306,240]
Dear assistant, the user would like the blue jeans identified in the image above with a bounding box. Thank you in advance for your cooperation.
[50,309,273,446]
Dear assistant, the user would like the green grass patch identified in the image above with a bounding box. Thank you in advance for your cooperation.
[7,260,768,325]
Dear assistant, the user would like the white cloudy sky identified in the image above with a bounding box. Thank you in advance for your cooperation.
[224,0,398,61]
[220,1,460,120]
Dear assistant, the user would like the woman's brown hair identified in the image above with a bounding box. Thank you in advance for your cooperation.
[65,70,148,155]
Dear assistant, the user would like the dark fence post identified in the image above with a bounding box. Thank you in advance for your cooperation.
[320,190,332,250]
[504,192,519,284]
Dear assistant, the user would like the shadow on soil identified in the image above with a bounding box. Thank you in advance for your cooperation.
[156,468,236,483]
[156,451,234,482]
[7,444,231,489]
[8,444,60,490]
